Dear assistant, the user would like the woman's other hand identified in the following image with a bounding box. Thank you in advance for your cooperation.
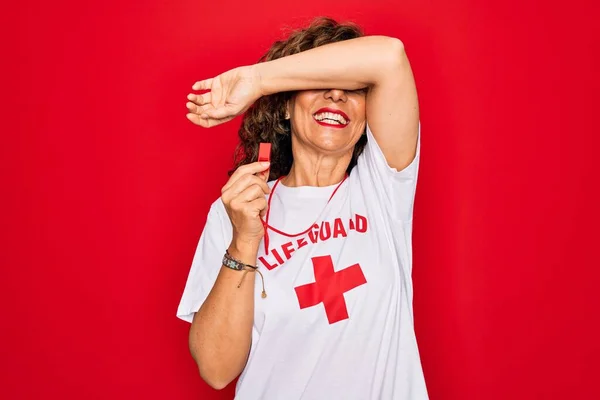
[186,65,263,128]
[221,161,271,248]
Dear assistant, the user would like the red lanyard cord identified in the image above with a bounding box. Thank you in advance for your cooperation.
[260,174,348,254]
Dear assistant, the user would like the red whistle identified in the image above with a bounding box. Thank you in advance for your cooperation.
[258,143,271,163]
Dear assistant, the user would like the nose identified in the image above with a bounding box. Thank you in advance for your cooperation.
[324,89,348,103]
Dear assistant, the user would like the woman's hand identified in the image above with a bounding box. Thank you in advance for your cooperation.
[221,161,271,247]
[186,65,263,128]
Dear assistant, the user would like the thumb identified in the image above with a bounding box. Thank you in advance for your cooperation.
[259,204,269,219]
[259,164,270,182]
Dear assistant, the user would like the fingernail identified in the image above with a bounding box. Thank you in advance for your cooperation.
[261,162,270,167]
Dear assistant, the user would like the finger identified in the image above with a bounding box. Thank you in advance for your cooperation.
[235,184,268,203]
[187,101,215,116]
[201,105,239,120]
[186,112,212,126]
[259,203,269,218]
[231,197,268,219]
[186,113,202,126]
[186,102,207,114]
[223,174,270,201]
[187,92,211,106]
[224,162,271,191]
[258,167,270,182]
[249,197,268,218]
[190,102,215,114]
[228,186,266,214]
[186,113,235,128]
[192,79,213,91]
[203,116,236,128]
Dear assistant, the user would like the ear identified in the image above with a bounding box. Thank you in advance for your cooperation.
[285,101,291,120]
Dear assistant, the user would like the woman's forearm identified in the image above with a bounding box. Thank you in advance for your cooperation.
[189,239,258,389]
[256,36,405,95]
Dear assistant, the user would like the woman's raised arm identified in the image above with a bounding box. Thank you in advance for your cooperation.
[186,36,419,170]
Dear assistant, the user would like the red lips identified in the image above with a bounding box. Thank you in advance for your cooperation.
[313,107,350,122]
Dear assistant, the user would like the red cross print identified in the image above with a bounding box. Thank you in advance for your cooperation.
[294,255,367,324]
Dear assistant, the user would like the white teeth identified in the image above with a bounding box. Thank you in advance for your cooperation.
[314,112,348,125]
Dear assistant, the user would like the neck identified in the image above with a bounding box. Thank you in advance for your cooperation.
[281,150,351,188]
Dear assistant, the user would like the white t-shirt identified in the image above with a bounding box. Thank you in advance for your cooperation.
[177,123,428,400]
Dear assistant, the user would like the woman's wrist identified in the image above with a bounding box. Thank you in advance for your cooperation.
[251,64,268,98]
[228,236,260,265]
[254,59,288,97]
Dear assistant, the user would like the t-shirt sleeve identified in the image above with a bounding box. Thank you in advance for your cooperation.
[176,199,230,323]
[355,121,421,222]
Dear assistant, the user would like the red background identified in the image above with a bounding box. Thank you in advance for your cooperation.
[2,0,599,399]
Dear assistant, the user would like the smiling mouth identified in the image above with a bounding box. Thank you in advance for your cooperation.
[312,108,350,127]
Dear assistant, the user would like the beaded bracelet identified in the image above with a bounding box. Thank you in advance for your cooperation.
[223,250,267,298]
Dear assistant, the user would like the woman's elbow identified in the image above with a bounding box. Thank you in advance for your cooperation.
[371,36,407,81]
[196,363,235,390]
[385,37,407,69]
[202,375,231,391]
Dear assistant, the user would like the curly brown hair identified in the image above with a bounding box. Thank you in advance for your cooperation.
[228,16,368,180]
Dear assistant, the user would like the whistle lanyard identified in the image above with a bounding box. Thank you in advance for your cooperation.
[260,174,349,255]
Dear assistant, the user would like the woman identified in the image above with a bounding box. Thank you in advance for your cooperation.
[178,17,427,399]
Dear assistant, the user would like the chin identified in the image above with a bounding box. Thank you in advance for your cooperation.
[293,125,357,154]
[311,139,351,154]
